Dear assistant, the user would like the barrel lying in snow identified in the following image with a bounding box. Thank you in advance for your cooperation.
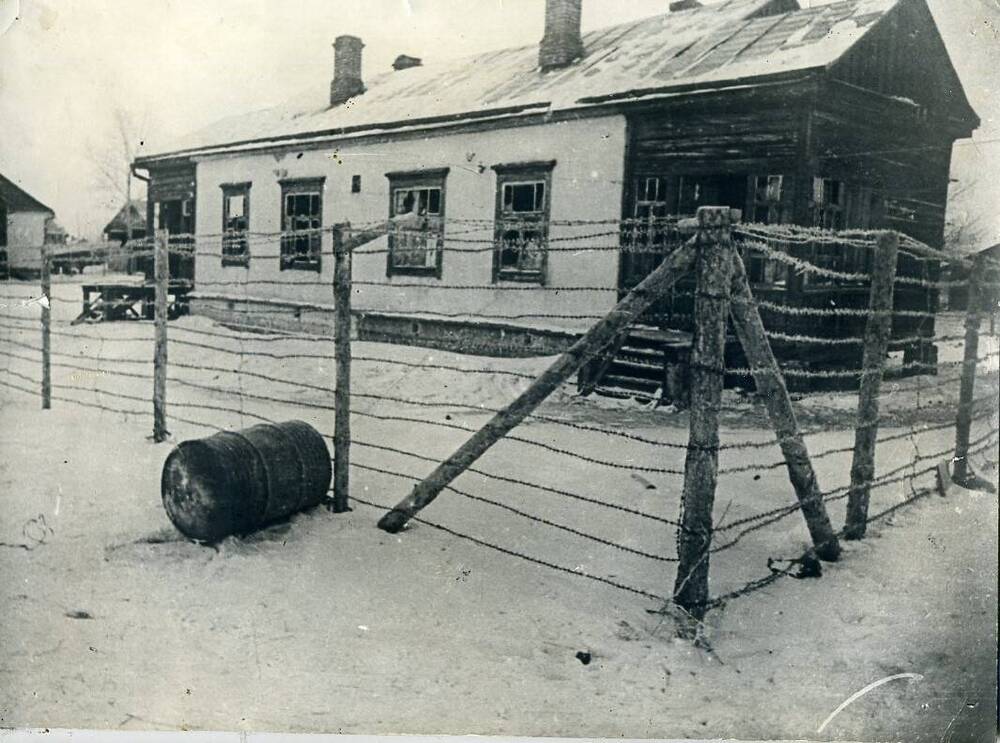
[161,421,332,542]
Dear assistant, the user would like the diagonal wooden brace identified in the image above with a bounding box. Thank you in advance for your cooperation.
[341,221,389,252]
[377,236,700,533]
[728,252,842,561]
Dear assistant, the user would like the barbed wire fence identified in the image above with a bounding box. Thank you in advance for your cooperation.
[0,210,997,637]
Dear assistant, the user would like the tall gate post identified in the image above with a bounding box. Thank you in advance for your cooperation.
[331,225,353,513]
[152,229,170,443]
[845,230,899,539]
[41,244,51,410]
[952,254,984,487]
[672,206,733,629]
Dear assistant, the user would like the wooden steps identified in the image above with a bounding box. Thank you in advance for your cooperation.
[578,325,692,405]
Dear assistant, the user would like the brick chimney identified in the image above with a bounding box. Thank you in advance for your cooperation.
[331,35,365,106]
[539,0,584,72]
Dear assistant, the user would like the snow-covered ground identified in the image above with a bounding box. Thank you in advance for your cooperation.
[0,278,997,740]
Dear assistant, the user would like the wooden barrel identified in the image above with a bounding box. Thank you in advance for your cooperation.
[161,420,332,542]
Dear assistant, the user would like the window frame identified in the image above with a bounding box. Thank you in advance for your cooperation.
[803,178,876,288]
[856,185,885,230]
[743,174,789,288]
[220,182,251,267]
[744,244,789,289]
[811,176,846,230]
[630,175,673,253]
[802,239,874,289]
[492,160,555,284]
[749,174,785,225]
[279,178,325,272]
[384,168,449,279]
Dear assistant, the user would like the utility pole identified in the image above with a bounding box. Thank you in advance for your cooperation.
[125,169,133,244]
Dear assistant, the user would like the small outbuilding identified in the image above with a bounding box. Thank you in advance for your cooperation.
[102,200,148,244]
[0,172,57,278]
[947,243,1000,315]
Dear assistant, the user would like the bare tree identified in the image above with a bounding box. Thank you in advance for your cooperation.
[88,107,148,243]
[944,178,985,255]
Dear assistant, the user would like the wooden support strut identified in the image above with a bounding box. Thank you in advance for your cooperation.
[728,252,841,561]
[342,222,390,253]
[152,230,170,443]
[377,232,701,533]
[331,226,353,513]
[672,208,733,627]
[577,327,630,396]
[41,245,51,410]
[952,253,985,489]
[844,231,899,540]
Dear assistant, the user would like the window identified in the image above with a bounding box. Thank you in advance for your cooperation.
[221,183,250,266]
[804,177,875,286]
[750,175,785,225]
[385,169,448,277]
[493,161,555,283]
[811,177,845,229]
[805,241,873,287]
[745,247,788,288]
[639,176,663,204]
[631,176,672,252]
[676,174,746,216]
[742,175,788,286]
[855,186,885,230]
[280,178,324,271]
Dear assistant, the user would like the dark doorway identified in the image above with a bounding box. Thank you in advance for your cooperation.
[619,173,748,329]
[155,198,195,235]
[144,198,196,282]
[676,174,748,215]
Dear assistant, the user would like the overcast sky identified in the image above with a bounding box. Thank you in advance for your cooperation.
[1,0,998,242]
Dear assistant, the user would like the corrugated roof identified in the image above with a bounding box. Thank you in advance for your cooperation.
[0,173,54,214]
[142,0,898,160]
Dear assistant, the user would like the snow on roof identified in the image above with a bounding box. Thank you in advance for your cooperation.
[141,0,898,161]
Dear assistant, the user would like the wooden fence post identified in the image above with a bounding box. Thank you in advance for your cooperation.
[152,229,169,443]
[728,253,841,561]
[952,254,984,487]
[672,207,733,629]
[377,233,702,533]
[844,231,898,540]
[41,245,51,410]
[331,225,352,513]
